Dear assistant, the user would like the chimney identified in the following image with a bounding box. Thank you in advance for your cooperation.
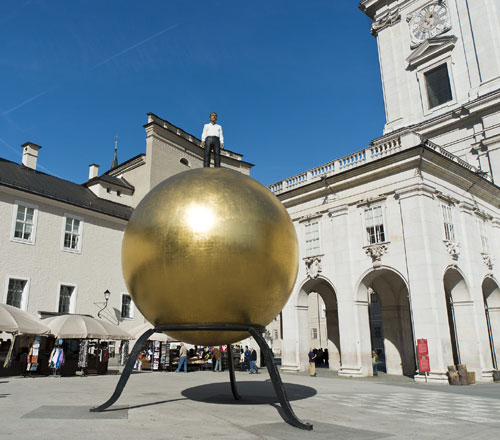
[21,142,42,170]
[89,163,100,180]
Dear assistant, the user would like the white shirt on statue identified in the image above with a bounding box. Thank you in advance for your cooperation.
[202,123,224,144]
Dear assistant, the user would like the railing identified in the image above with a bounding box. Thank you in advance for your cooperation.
[268,132,492,194]
[424,139,474,171]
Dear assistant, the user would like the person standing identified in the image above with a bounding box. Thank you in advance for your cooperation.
[372,350,379,376]
[244,345,251,371]
[308,348,317,377]
[176,343,188,373]
[213,346,222,372]
[240,349,246,371]
[201,112,224,168]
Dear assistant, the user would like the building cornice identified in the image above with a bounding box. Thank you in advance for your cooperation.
[406,36,457,68]
[359,0,393,18]
[277,145,500,210]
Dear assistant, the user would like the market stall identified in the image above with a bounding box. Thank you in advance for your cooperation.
[0,303,52,377]
[130,323,178,371]
[42,314,132,376]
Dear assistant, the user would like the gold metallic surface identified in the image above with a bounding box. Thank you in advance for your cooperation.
[122,168,298,345]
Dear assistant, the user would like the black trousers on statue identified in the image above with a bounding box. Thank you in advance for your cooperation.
[203,136,221,168]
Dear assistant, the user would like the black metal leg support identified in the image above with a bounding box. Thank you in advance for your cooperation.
[227,344,241,400]
[90,324,312,430]
[249,327,313,430]
[90,328,155,412]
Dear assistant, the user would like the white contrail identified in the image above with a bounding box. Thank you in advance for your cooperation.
[0,23,179,118]
[92,23,179,69]
[0,90,50,117]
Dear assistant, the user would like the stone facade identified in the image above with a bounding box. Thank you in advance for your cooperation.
[270,0,500,382]
[359,0,500,182]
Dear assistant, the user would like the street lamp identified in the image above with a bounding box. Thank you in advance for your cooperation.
[98,289,111,318]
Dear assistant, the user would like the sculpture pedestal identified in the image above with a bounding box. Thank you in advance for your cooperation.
[90,324,312,431]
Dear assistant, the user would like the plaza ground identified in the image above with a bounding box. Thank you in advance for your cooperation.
[1,368,500,439]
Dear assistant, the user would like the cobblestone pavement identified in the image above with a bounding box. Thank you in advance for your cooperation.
[1,370,499,439]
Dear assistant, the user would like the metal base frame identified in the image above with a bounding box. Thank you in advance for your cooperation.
[90,324,312,430]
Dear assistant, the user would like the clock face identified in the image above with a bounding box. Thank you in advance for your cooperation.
[410,3,450,45]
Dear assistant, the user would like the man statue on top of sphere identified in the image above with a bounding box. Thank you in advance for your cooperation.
[201,112,224,168]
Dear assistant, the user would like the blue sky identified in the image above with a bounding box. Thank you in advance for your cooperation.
[0,1,385,186]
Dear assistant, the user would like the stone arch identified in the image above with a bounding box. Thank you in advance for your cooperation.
[443,267,478,368]
[357,267,416,377]
[355,266,409,302]
[296,276,341,371]
[482,276,500,370]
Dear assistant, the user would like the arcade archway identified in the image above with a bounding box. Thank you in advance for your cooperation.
[482,277,500,370]
[443,268,478,368]
[358,269,416,377]
[297,278,341,370]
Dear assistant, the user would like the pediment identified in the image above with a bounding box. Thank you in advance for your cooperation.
[406,36,457,68]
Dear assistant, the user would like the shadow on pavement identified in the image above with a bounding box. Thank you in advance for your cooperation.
[181,380,316,405]
[103,397,188,412]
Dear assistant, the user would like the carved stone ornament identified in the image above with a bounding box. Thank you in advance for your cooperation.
[371,8,401,35]
[445,241,460,260]
[305,257,322,279]
[365,244,388,268]
[482,253,494,270]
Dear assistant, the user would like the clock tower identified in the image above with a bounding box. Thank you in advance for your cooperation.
[360,0,500,181]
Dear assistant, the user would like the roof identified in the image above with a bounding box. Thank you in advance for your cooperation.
[95,153,145,178]
[0,157,133,220]
[84,173,135,191]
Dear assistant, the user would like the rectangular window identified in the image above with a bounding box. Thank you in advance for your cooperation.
[12,202,37,244]
[305,220,320,257]
[58,285,75,313]
[441,204,455,241]
[6,279,27,309]
[311,328,318,339]
[365,206,386,244]
[63,215,82,252]
[479,218,489,254]
[425,64,453,109]
[121,294,133,319]
[273,329,279,340]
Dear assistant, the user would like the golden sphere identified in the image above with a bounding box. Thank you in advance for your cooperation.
[122,168,298,345]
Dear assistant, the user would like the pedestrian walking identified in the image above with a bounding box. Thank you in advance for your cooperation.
[372,349,379,376]
[308,348,317,376]
[176,343,188,373]
[249,347,258,374]
[213,346,222,372]
[244,345,251,371]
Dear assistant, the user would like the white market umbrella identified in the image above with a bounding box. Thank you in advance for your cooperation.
[130,322,177,342]
[42,314,132,340]
[0,303,51,336]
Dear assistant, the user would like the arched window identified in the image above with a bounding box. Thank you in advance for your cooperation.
[180,158,190,167]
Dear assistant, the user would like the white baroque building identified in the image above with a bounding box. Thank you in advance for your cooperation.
[0,114,252,334]
[272,0,500,383]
